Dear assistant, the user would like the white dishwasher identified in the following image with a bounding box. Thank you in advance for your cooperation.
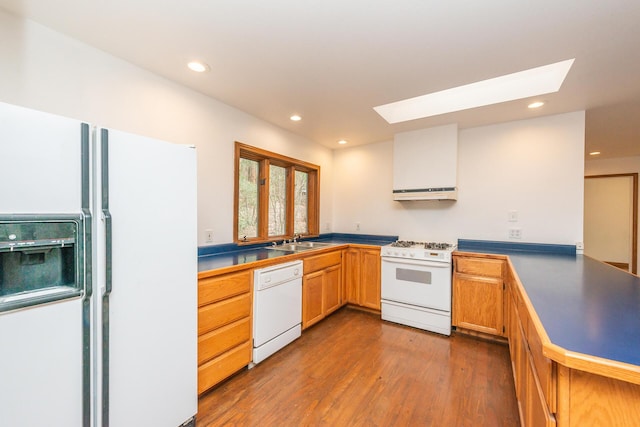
[251,260,303,366]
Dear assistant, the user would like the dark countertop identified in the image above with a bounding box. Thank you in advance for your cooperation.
[198,233,397,273]
[457,240,640,368]
[198,248,295,272]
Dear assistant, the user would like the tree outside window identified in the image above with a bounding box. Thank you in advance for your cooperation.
[238,158,259,239]
[235,142,319,243]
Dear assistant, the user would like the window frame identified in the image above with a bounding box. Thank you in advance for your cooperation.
[234,142,320,244]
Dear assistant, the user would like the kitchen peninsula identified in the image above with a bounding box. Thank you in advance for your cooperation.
[456,239,640,427]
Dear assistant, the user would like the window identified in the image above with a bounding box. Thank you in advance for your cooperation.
[235,142,319,243]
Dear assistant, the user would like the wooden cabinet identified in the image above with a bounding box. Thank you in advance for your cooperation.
[323,264,342,314]
[197,269,252,395]
[453,255,505,337]
[302,270,324,327]
[302,250,342,329]
[343,247,381,311]
[360,249,381,310]
[343,248,361,305]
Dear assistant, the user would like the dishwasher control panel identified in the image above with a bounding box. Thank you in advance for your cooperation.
[254,260,303,291]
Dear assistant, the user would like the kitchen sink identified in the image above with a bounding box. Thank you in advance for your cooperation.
[267,244,305,252]
[292,241,334,248]
[266,241,335,252]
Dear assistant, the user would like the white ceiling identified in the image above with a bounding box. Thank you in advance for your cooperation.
[1,0,639,158]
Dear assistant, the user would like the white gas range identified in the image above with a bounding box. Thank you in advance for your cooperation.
[380,240,457,336]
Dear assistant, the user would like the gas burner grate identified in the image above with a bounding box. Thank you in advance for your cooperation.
[424,242,454,250]
[390,240,455,250]
[390,240,419,248]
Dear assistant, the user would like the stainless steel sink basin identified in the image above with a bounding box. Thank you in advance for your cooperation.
[266,241,335,252]
[267,244,303,252]
[293,241,334,248]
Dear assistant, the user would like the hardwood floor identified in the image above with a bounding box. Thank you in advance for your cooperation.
[197,307,520,426]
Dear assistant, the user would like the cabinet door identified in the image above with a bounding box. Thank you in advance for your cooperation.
[516,318,528,422]
[303,271,324,329]
[343,248,361,304]
[508,289,520,390]
[324,264,342,315]
[360,249,381,310]
[526,351,557,427]
[453,273,503,336]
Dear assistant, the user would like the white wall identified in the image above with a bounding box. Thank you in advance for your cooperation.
[0,10,333,245]
[333,112,586,245]
[585,155,640,270]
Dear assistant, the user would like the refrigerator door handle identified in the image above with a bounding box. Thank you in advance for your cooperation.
[104,212,112,295]
[100,127,112,427]
[81,123,92,427]
[101,128,113,297]
[81,123,93,300]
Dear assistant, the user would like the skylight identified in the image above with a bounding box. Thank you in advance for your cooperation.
[373,59,575,124]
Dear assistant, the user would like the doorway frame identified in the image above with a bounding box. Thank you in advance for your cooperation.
[585,173,638,274]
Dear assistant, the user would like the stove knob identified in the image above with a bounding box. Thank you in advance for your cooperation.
[409,252,415,257]
[402,251,407,257]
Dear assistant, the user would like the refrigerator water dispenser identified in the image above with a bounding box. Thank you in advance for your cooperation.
[0,215,85,312]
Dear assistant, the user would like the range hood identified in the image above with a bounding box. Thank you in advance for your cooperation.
[393,124,458,201]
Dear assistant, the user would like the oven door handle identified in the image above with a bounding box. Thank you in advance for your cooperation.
[381,257,451,269]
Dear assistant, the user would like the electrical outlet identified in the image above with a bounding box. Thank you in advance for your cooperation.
[355,222,361,231]
[325,222,331,231]
[205,229,213,242]
[576,242,584,250]
[508,210,518,222]
[508,228,522,239]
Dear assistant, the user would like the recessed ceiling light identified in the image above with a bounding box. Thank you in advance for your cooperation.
[528,101,545,109]
[290,115,302,121]
[374,59,575,124]
[338,140,348,145]
[187,61,210,73]
[589,151,601,156]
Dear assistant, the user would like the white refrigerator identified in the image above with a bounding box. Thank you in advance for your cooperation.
[0,102,198,427]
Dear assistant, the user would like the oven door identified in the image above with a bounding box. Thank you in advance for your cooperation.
[381,257,452,311]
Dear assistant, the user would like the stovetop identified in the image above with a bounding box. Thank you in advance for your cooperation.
[388,240,456,250]
[381,240,457,262]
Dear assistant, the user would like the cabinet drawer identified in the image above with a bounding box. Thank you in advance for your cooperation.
[303,250,341,274]
[198,293,251,335]
[455,257,504,278]
[198,341,251,395]
[198,317,251,365]
[199,269,252,307]
[527,311,556,412]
